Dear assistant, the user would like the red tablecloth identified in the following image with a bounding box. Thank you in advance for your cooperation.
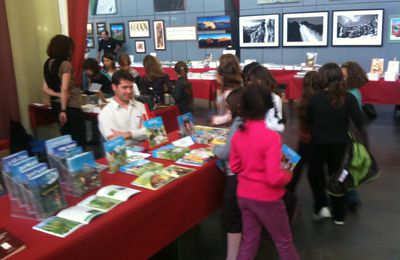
[153,105,180,132]
[270,70,299,85]
[0,132,225,260]
[286,78,400,104]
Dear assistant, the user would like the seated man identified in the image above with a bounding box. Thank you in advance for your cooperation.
[98,70,148,143]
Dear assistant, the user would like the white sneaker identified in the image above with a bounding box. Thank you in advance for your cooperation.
[333,220,345,225]
[312,207,332,221]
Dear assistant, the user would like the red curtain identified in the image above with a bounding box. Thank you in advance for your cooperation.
[68,0,89,86]
[0,0,20,139]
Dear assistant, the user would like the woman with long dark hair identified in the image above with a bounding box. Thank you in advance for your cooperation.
[306,63,364,225]
[171,61,193,114]
[42,34,86,147]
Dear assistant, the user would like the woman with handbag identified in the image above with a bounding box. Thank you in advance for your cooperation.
[306,63,364,225]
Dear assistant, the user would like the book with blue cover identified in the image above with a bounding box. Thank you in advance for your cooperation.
[10,157,39,180]
[281,144,301,172]
[66,151,101,195]
[103,136,127,173]
[177,112,195,137]
[45,135,72,155]
[51,141,77,157]
[16,163,48,183]
[1,150,29,173]
[144,116,169,147]
[27,169,67,217]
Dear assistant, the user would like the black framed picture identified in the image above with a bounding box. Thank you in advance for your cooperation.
[154,0,184,12]
[128,20,150,38]
[197,15,231,31]
[87,37,95,48]
[332,9,384,46]
[91,0,117,15]
[239,14,280,47]
[110,23,126,42]
[153,20,166,50]
[96,22,106,35]
[282,11,328,47]
[198,33,232,48]
[135,40,146,53]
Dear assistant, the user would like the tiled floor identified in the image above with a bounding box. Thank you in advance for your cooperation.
[149,101,400,260]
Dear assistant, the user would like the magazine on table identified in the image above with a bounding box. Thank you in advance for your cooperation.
[151,144,190,160]
[103,136,127,173]
[192,125,228,145]
[175,148,214,167]
[143,116,169,147]
[120,159,164,176]
[33,185,141,237]
[177,112,195,137]
[281,144,301,173]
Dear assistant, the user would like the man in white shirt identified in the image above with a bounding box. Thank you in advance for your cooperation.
[98,70,148,142]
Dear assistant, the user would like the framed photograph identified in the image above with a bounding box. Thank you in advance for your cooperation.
[135,40,146,53]
[166,26,196,41]
[96,22,106,35]
[87,23,94,35]
[239,14,280,47]
[86,37,95,49]
[154,0,185,12]
[153,20,166,50]
[91,0,117,15]
[198,33,232,48]
[110,23,126,42]
[257,0,299,3]
[197,16,231,31]
[283,11,328,47]
[332,9,384,46]
[388,15,400,43]
[128,20,150,38]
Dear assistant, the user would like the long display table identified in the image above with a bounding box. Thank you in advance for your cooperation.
[0,132,225,259]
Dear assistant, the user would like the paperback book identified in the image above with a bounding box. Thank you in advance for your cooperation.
[1,150,29,173]
[120,159,164,176]
[160,164,195,178]
[66,151,101,195]
[45,135,72,155]
[0,228,26,259]
[281,144,301,172]
[144,116,169,147]
[131,170,177,190]
[177,112,195,137]
[175,148,214,167]
[151,144,190,161]
[33,185,141,237]
[103,136,127,173]
[126,151,151,163]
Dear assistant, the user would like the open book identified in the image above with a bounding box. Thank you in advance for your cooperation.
[33,185,140,237]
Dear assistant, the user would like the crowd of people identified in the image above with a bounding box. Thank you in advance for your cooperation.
[43,34,368,259]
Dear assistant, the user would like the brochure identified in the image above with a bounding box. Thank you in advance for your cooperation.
[151,144,190,160]
[103,136,127,173]
[175,148,214,167]
[33,185,141,237]
[120,159,164,176]
[177,112,195,137]
[144,116,169,147]
[45,135,72,155]
[281,144,301,172]
[1,150,29,173]
[192,125,228,145]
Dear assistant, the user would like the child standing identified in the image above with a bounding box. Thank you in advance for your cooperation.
[171,61,193,114]
[229,83,299,260]
[213,88,244,260]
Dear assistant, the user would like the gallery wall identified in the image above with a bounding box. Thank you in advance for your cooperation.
[87,0,399,71]
[87,0,238,63]
[240,0,399,71]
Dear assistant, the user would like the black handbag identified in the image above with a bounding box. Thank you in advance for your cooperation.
[362,103,377,120]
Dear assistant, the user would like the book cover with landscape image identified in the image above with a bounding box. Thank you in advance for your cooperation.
[143,117,169,147]
[281,144,301,172]
[120,159,164,176]
[177,112,195,137]
[103,137,127,173]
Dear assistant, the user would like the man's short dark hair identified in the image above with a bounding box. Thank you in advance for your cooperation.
[112,70,134,85]
[102,30,109,35]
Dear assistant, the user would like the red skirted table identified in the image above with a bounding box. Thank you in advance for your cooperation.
[153,105,180,132]
[0,132,225,260]
[133,67,215,81]
[285,78,400,104]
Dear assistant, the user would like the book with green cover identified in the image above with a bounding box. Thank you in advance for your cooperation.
[144,116,169,147]
[120,159,164,176]
[131,170,177,190]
